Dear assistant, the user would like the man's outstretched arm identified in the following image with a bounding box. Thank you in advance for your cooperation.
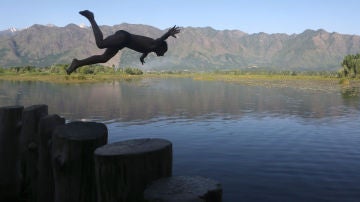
[140,53,148,65]
[157,25,181,41]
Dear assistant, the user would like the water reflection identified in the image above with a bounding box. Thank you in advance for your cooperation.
[0,78,358,122]
[1,78,360,201]
[341,87,360,98]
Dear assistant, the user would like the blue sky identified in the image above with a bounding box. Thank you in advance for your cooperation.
[1,0,359,35]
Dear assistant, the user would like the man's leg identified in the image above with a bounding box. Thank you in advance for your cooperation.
[66,48,119,75]
[80,10,129,49]
[79,10,106,49]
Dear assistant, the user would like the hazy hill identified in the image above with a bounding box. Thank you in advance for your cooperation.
[1,24,360,71]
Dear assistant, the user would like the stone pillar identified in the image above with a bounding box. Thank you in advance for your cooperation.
[144,176,223,202]
[95,138,172,202]
[0,106,23,201]
[37,114,65,202]
[52,121,108,202]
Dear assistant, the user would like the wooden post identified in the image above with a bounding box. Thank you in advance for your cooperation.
[144,176,223,202]
[37,115,65,202]
[94,138,172,202]
[19,104,48,201]
[52,121,108,202]
[0,106,24,201]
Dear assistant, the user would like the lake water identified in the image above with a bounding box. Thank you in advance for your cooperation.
[1,78,360,201]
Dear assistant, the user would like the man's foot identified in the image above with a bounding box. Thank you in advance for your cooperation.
[66,59,79,75]
[79,10,94,20]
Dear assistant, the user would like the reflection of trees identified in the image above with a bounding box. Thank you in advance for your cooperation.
[0,79,358,122]
[341,87,360,98]
[341,87,360,110]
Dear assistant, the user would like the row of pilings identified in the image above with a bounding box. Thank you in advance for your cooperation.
[0,104,222,202]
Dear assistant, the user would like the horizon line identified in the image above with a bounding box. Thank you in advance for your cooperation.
[1,23,358,36]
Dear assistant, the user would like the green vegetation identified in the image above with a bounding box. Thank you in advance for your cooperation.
[206,69,339,78]
[0,64,145,76]
[0,63,359,90]
[339,54,360,78]
[3,64,113,75]
[124,67,143,75]
[0,64,146,83]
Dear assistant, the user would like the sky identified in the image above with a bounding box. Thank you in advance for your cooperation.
[1,0,360,35]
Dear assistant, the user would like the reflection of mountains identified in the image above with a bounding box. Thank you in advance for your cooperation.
[0,79,358,122]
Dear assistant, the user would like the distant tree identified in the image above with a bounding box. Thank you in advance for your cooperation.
[78,65,95,74]
[49,64,67,74]
[341,54,360,77]
[125,67,143,75]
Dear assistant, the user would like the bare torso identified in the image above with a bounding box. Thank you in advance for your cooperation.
[126,34,158,53]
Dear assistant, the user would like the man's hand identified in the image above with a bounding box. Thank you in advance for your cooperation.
[168,25,180,38]
[158,25,181,41]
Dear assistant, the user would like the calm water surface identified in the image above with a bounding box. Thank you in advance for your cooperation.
[1,78,360,201]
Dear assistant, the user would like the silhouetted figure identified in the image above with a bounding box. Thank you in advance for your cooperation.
[66,10,180,75]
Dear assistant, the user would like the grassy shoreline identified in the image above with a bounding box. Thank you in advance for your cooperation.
[194,74,360,93]
[0,72,340,81]
[0,72,359,93]
[0,73,138,83]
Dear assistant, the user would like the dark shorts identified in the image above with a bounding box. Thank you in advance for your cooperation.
[101,30,131,49]
[114,30,131,46]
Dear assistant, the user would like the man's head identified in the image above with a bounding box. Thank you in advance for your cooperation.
[155,41,168,56]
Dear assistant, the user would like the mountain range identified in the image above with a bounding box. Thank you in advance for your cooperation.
[1,23,360,71]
